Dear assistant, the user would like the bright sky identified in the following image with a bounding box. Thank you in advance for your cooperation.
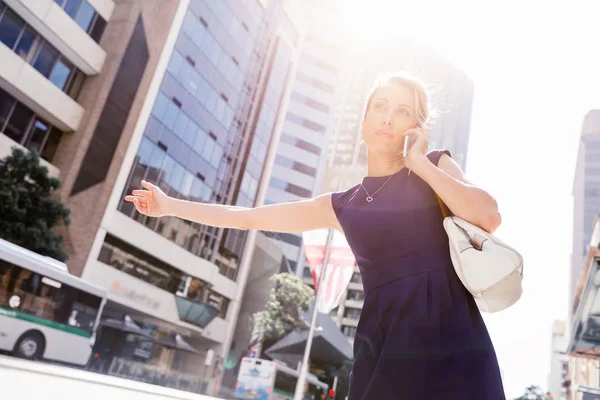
[337,0,600,397]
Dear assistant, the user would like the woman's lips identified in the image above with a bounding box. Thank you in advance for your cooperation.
[375,129,393,138]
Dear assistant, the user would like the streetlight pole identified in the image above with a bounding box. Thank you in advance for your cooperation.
[293,227,334,400]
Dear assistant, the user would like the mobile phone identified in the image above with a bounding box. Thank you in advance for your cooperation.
[403,135,417,157]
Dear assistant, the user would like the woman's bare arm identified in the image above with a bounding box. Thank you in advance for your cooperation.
[125,180,343,233]
[166,192,342,233]
[414,153,501,233]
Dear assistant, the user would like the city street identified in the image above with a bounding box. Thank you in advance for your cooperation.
[0,356,224,400]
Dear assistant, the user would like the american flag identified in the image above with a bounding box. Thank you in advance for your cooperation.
[302,229,356,313]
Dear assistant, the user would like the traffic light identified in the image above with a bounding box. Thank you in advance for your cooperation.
[329,389,336,398]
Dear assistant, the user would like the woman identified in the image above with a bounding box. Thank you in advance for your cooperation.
[125,72,505,399]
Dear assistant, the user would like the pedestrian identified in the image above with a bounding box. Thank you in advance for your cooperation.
[125,71,505,399]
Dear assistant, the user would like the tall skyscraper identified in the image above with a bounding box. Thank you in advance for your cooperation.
[571,110,600,313]
[317,41,476,345]
[261,0,345,274]
[1,0,303,394]
[224,0,348,390]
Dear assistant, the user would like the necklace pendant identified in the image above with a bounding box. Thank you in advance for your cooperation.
[366,196,373,203]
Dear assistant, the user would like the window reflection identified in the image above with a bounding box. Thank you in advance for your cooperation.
[74,1,95,31]
[50,59,74,90]
[25,120,50,153]
[53,0,106,43]
[0,7,24,49]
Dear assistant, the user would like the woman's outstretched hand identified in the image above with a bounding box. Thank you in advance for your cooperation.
[124,180,172,218]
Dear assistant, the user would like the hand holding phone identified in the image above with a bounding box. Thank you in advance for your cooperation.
[403,135,417,158]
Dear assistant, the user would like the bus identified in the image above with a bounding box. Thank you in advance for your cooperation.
[235,357,329,400]
[0,238,107,365]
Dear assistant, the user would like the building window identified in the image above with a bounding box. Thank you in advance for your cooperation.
[33,42,60,76]
[350,272,362,284]
[0,5,85,98]
[286,112,326,134]
[53,0,107,43]
[295,72,334,93]
[280,133,321,156]
[274,155,317,177]
[290,92,330,113]
[285,182,311,198]
[346,289,364,302]
[344,308,361,320]
[342,325,357,338]
[0,6,24,49]
[0,88,63,162]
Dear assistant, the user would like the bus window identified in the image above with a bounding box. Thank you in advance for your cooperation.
[1,261,102,335]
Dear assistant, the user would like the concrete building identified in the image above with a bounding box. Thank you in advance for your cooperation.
[571,111,600,315]
[548,320,569,400]
[260,0,345,275]
[0,0,302,394]
[567,111,600,400]
[0,0,112,176]
[568,215,600,400]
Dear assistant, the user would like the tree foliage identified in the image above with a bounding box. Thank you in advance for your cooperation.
[253,272,315,342]
[0,148,70,261]
[515,385,546,400]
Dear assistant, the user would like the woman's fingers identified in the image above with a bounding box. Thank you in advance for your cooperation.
[124,195,147,202]
[133,198,150,215]
[141,180,154,191]
[132,189,151,197]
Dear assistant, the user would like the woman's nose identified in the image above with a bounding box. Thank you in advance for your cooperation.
[382,112,393,125]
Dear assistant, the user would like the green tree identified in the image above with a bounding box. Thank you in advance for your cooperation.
[253,272,315,349]
[0,147,70,261]
[515,385,545,400]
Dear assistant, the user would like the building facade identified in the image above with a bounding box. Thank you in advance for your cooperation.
[0,0,303,394]
[548,320,569,400]
[567,110,600,400]
[571,111,600,313]
[261,0,345,275]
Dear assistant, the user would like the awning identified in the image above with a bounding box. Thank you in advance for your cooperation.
[175,296,220,329]
[569,216,600,358]
[100,314,152,338]
[155,333,202,355]
[265,300,352,368]
[579,385,600,400]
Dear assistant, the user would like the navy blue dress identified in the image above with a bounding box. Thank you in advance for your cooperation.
[332,150,505,399]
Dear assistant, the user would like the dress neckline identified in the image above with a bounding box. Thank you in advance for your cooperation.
[362,167,407,182]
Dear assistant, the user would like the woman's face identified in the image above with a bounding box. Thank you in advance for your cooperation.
[361,83,420,155]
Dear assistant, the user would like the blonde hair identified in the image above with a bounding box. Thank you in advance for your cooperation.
[363,71,436,130]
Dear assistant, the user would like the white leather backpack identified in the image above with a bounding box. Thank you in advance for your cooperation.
[437,197,524,313]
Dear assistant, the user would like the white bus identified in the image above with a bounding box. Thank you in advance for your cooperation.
[0,238,107,365]
[235,357,328,400]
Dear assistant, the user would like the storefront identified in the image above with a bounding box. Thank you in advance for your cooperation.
[81,234,229,394]
[88,300,219,394]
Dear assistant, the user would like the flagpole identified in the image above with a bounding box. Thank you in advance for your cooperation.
[293,227,334,400]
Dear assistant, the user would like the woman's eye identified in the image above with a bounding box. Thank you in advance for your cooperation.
[374,103,385,109]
